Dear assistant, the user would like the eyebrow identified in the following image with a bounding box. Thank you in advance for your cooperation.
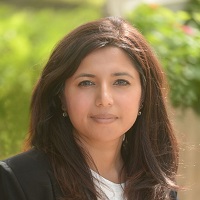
[74,73,96,79]
[74,72,134,79]
[112,72,134,79]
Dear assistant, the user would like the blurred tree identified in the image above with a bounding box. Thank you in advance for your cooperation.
[0,3,102,159]
[0,0,105,9]
[1,1,199,159]
[127,4,200,114]
[185,0,200,28]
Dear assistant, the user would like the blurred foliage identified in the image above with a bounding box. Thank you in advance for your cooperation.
[0,0,105,9]
[127,4,200,114]
[185,0,200,29]
[0,3,101,159]
[1,1,200,159]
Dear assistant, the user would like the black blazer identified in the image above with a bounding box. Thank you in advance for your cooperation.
[0,148,61,200]
[0,148,178,200]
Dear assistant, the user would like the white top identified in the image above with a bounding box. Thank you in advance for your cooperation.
[91,169,125,200]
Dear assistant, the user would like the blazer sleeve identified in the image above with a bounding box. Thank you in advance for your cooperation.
[0,149,61,200]
[0,161,26,200]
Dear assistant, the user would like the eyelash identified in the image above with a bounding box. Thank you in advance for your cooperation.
[114,79,130,86]
[78,79,130,87]
[78,80,94,87]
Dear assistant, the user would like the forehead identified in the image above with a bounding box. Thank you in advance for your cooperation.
[74,46,137,74]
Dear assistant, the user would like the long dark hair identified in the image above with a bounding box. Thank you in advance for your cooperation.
[25,17,179,200]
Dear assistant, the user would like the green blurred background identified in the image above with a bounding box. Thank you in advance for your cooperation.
[0,0,200,199]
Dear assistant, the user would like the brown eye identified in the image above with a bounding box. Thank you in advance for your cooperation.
[78,80,95,87]
[114,79,130,86]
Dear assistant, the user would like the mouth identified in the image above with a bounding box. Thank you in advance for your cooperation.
[90,114,118,124]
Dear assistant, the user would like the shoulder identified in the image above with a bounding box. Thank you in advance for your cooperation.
[2,148,51,185]
[3,148,50,174]
[0,160,26,200]
[0,148,58,200]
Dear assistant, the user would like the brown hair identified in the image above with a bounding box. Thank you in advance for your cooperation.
[25,17,179,199]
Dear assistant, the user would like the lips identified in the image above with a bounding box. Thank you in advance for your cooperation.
[90,114,118,124]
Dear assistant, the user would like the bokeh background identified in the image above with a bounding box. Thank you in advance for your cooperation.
[0,0,199,199]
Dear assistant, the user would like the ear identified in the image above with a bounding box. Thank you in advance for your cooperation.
[59,93,67,112]
[139,91,145,109]
[139,103,143,110]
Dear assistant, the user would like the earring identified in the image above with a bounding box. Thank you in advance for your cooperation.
[62,112,68,117]
[122,134,128,147]
[123,134,125,142]
[138,103,143,116]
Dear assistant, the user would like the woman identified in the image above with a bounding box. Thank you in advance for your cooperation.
[0,17,179,200]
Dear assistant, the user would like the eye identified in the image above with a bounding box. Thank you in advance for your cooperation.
[78,80,95,87]
[114,79,130,86]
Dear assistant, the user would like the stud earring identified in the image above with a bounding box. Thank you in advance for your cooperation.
[62,112,68,117]
[138,103,143,116]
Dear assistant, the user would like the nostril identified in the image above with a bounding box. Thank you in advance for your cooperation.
[95,91,113,107]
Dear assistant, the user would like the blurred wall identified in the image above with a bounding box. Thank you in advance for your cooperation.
[170,107,200,200]
[105,0,189,16]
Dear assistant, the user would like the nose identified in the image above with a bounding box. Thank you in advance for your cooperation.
[95,84,114,107]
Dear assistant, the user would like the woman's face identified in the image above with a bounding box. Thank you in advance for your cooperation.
[62,46,142,144]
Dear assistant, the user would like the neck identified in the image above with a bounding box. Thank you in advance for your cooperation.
[78,137,124,183]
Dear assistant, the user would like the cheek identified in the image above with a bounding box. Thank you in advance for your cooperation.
[123,98,140,126]
[120,89,141,108]
[119,90,142,119]
[65,95,92,132]
[122,99,140,117]
[65,93,92,116]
